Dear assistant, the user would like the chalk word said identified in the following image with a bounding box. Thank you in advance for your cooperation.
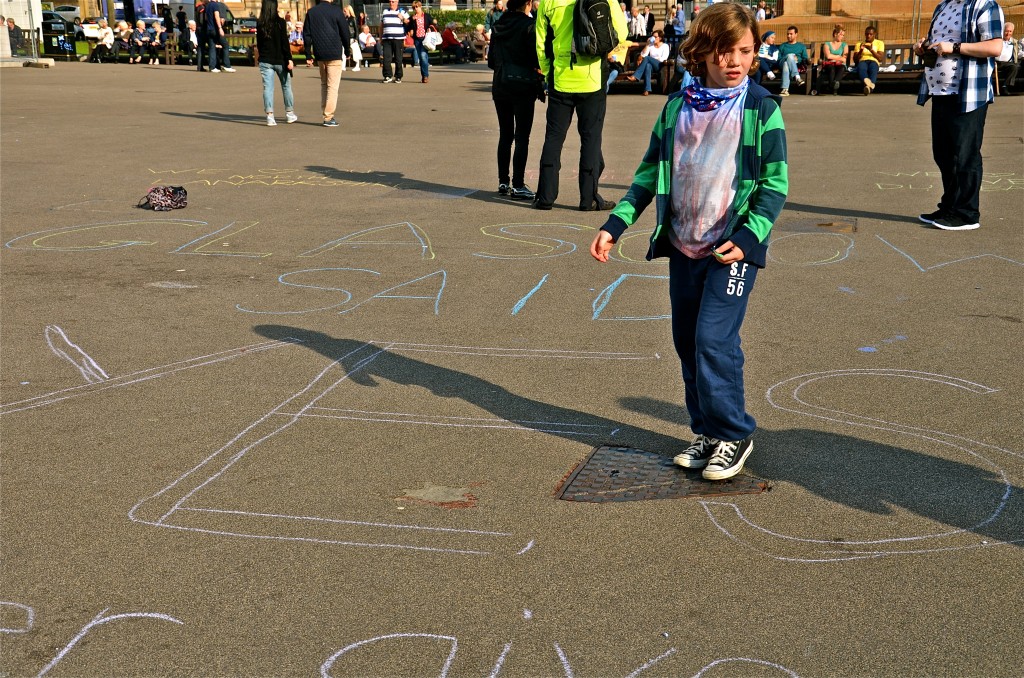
[703,369,1024,563]
[320,633,798,678]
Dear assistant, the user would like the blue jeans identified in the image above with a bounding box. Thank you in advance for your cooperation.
[413,37,429,77]
[857,59,879,84]
[780,54,799,89]
[606,67,620,93]
[754,59,775,84]
[632,55,663,92]
[669,250,758,442]
[208,32,230,69]
[260,62,294,113]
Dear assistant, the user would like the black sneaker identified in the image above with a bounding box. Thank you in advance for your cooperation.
[323,118,339,127]
[533,199,553,210]
[510,185,536,201]
[498,183,510,196]
[918,208,947,225]
[932,215,980,231]
[702,438,754,481]
[673,434,719,469]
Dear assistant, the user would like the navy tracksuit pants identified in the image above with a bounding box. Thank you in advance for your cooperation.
[668,249,758,443]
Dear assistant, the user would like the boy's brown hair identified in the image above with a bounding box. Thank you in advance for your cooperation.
[681,2,761,78]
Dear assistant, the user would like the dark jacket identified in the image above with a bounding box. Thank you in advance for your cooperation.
[256,16,291,65]
[488,10,539,95]
[302,0,351,62]
[405,12,434,38]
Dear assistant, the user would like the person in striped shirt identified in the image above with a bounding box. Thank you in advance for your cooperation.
[379,0,409,83]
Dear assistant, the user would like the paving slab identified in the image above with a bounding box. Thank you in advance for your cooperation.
[1,61,1022,677]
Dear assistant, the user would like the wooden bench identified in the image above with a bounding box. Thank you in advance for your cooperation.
[757,42,816,95]
[609,44,676,95]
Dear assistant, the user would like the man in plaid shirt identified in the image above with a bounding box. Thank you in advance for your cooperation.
[915,0,1004,231]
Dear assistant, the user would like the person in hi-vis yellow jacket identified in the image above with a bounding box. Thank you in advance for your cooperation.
[533,0,629,211]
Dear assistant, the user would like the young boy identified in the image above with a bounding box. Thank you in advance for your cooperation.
[590,2,787,481]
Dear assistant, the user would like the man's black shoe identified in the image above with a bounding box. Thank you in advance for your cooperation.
[533,200,553,210]
[918,208,947,225]
[580,199,616,211]
[932,215,980,231]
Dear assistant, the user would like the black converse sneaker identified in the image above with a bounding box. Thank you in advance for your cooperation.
[673,434,719,469]
[702,438,754,481]
[498,183,510,196]
[918,208,947,225]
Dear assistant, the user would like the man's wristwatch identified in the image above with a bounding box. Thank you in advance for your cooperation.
[952,42,961,55]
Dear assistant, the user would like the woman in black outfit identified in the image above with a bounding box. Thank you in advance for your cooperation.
[256,0,297,126]
[488,0,540,200]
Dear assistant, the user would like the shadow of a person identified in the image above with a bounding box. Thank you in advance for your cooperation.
[253,325,687,458]
[621,396,1024,546]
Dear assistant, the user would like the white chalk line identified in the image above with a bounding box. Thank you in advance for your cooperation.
[131,343,527,555]
[691,657,799,677]
[321,634,458,678]
[153,345,388,525]
[37,608,183,677]
[275,410,607,436]
[178,507,513,536]
[705,369,1024,562]
[488,642,514,677]
[0,601,35,634]
[1,338,300,416]
[44,325,109,384]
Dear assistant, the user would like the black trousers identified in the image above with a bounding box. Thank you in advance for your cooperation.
[197,34,208,69]
[536,88,607,208]
[930,95,988,223]
[381,38,404,79]
[493,91,537,188]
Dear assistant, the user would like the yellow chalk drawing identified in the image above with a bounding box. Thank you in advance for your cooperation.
[474,223,594,259]
[173,221,272,258]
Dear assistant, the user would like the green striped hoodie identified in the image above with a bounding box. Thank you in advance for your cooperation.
[601,81,788,267]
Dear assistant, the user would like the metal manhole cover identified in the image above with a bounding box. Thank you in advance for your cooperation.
[555,445,769,503]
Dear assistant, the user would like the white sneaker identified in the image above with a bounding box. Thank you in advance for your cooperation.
[353,64,360,71]
[266,114,276,126]
[223,67,235,72]
[211,68,221,72]
[285,111,298,124]
[765,71,776,80]
[341,62,346,71]
[794,75,803,85]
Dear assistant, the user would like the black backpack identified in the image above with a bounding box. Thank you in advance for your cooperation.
[571,0,618,65]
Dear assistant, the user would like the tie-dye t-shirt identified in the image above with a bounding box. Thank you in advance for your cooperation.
[669,79,749,259]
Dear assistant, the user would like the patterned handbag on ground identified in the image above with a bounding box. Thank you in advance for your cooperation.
[138,185,188,211]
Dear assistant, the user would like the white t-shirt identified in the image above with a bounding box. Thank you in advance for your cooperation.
[669,79,749,259]
[642,42,670,63]
[925,0,964,95]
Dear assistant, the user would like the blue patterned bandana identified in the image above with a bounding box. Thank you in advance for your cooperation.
[683,78,746,112]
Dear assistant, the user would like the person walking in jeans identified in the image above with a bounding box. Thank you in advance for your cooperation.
[407,1,436,83]
[205,0,235,72]
[303,0,351,127]
[380,0,408,83]
[915,0,1003,230]
[256,0,297,126]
